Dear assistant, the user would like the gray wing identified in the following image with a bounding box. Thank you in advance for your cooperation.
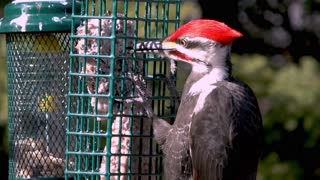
[163,125,193,180]
[190,80,263,180]
[152,118,193,180]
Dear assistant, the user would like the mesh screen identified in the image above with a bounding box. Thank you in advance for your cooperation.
[7,33,70,179]
[65,0,181,179]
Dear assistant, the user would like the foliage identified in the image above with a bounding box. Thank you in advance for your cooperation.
[198,0,320,62]
[233,54,320,180]
[258,152,302,180]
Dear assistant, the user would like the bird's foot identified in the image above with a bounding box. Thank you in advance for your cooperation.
[126,73,155,118]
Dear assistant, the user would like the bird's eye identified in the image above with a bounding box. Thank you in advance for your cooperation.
[178,39,188,47]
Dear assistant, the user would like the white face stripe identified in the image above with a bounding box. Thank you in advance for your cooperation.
[176,44,207,62]
[188,68,228,115]
[164,37,229,73]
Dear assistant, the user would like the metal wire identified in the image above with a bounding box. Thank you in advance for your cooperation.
[7,33,70,179]
[65,0,181,179]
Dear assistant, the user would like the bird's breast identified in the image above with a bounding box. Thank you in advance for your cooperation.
[174,87,216,127]
[174,94,199,127]
[191,86,216,115]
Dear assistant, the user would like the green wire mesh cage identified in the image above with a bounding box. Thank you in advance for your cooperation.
[0,0,79,179]
[65,0,181,179]
[7,32,69,179]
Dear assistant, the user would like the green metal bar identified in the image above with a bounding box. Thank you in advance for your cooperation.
[67,94,178,100]
[92,0,96,15]
[85,0,89,16]
[153,2,162,178]
[67,151,160,157]
[67,112,175,118]
[91,0,103,176]
[71,53,163,61]
[76,59,84,180]
[141,1,152,177]
[66,170,162,176]
[116,0,131,177]
[81,0,89,172]
[65,0,79,177]
[94,3,106,176]
[66,132,153,138]
[95,2,105,175]
[129,2,141,177]
[118,1,133,179]
[161,2,169,122]
[6,34,14,180]
[71,15,180,22]
[101,0,106,15]
[102,1,118,179]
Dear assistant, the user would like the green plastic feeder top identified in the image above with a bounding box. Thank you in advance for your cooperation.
[0,0,79,33]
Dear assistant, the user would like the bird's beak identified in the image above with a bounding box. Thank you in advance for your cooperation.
[131,40,177,54]
[161,41,177,50]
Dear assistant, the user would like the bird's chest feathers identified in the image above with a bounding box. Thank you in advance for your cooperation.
[187,68,227,115]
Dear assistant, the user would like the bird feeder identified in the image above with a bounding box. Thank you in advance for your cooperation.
[65,0,181,179]
[0,0,80,179]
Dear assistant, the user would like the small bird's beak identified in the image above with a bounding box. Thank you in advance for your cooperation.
[130,40,176,54]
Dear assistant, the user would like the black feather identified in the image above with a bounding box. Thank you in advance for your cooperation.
[190,78,263,180]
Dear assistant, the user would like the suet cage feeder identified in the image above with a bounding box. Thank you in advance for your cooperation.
[66,0,181,179]
[0,0,80,179]
[1,0,182,179]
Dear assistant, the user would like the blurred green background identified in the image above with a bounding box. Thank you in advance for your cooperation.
[1,0,320,179]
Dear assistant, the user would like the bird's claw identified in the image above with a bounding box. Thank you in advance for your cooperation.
[126,73,155,118]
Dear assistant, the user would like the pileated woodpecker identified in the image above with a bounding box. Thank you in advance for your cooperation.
[134,19,264,180]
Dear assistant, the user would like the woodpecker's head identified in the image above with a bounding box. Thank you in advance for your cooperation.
[134,19,242,74]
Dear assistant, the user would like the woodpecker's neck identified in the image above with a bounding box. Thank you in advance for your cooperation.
[186,67,228,96]
[189,43,232,75]
[185,45,231,91]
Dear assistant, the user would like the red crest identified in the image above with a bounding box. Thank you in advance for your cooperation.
[167,19,243,45]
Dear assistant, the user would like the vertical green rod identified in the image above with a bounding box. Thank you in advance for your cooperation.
[176,1,181,29]
[122,1,131,178]
[158,3,167,179]
[143,1,152,176]
[116,0,131,178]
[81,0,90,179]
[128,1,141,178]
[172,1,181,124]
[92,0,96,15]
[153,3,162,178]
[90,0,102,176]
[101,0,106,15]
[6,35,14,180]
[161,2,169,120]
[104,1,118,179]
[86,1,91,178]
[158,3,168,118]
[116,2,125,173]
[95,0,105,178]
[74,1,85,179]
[74,63,82,180]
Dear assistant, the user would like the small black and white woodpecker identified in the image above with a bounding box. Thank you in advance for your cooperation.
[133,19,264,180]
